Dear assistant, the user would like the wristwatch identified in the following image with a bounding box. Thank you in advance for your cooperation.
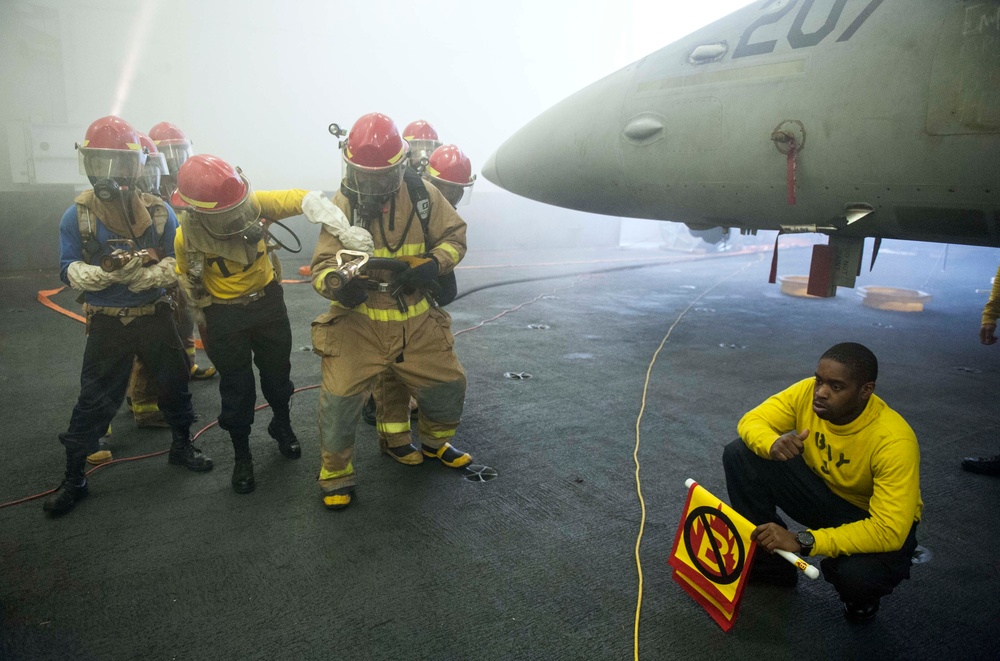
[796,530,815,556]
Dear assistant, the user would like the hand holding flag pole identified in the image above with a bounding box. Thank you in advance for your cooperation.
[684,479,820,580]
[774,549,820,579]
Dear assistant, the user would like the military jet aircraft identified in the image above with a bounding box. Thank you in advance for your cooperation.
[483,0,1000,296]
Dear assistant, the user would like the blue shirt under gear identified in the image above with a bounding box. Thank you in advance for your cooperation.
[59,201,179,308]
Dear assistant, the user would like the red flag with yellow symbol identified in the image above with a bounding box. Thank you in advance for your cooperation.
[668,479,757,631]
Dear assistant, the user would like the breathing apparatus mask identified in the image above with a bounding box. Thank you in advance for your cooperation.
[157,174,177,201]
[195,183,265,245]
[405,140,439,175]
[136,151,169,198]
[79,148,146,201]
[341,158,406,225]
[91,177,126,201]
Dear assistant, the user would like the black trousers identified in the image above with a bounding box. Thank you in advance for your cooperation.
[203,280,293,439]
[722,439,917,603]
[61,303,193,478]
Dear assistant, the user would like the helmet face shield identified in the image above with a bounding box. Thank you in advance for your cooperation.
[158,142,192,174]
[195,191,262,240]
[78,147,146,181]
[434,180,472,207]
[406,139,441,172]
[342,157,406,200]
[136,152,168,195]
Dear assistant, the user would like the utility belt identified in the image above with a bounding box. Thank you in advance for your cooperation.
[212,289,266,306]
[210,279,278,306]
[365,280,393,293]
[83,296,171,318]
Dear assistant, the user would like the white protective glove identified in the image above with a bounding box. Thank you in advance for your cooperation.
[126,256,179,292]
[66,256,142,292]
[301,190,375,254]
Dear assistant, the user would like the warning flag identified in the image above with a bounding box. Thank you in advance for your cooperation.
[668,480,757,631]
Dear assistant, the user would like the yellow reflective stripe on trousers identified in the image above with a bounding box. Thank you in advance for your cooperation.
[377,421,411,435]
[132,403,160,414]
[319,463,354,481]
[425,428,456,439]
[345,297,430,322]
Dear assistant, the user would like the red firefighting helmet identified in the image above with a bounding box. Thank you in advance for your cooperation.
[149,121,193,174]
[342,112,409,198]
[173,154,261,239]
[402,119,442,172]
[135,132,168,195]
[402,120,439,143]
[424,144,476,207]
[76,115,147,181]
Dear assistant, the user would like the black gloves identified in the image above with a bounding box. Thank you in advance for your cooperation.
[394,256,439,289]
[332,277,368,308]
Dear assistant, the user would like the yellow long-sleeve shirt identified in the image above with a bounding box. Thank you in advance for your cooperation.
[738,377,922,558]
[175,189,306,299]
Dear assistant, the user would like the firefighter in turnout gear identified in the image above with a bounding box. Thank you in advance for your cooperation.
[310,112,472,510]
[401,119,442,174]
[173,154,307,494]
[362,120,446,429]
[45,116,213,516]
[99,130,214,462]
[148,121,216,381]
[371,143,477,465]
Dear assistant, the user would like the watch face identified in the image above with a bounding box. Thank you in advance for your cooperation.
[798,531,815,546]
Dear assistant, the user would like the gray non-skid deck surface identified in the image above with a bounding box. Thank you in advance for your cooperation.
[2,241,998,660]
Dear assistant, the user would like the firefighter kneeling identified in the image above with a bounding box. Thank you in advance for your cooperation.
[310,112,472,511]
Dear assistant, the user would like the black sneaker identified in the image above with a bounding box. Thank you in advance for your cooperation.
[232,458,255,494]
[268,419,301,459]
[43,479,89,516]
[843,599,880,623]
[168,444,214,472]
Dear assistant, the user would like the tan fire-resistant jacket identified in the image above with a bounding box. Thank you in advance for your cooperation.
[311,181,466,322]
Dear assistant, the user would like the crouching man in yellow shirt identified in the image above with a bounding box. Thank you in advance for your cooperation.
[173,154,307,494]
[723,342,921,624]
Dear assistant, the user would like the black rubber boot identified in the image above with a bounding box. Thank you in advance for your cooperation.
[43,479,89,516]
[167,428,214,472]
[232,458,255,494]
[268,418,301,459]
[231,434,255,493]
[843,598,880,623]
[420,442,472,468]
[45,439,91,516]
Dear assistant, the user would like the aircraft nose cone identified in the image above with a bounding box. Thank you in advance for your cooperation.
[483,66,635,215]
[480,150,503,191]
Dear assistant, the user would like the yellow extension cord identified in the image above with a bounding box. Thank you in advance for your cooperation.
[632,259,756,660]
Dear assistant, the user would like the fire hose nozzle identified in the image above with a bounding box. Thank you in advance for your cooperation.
[99,240,163,272]
[326,250,371,290]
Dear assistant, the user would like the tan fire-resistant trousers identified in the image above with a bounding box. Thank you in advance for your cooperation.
[312,305,466,492]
